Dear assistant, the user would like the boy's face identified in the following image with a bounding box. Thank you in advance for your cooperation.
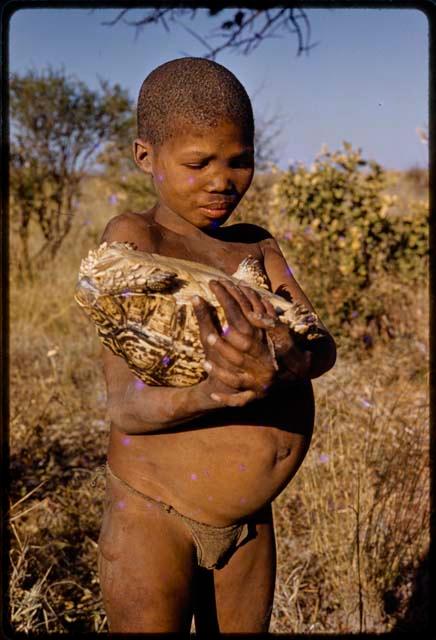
[134,120,254,230]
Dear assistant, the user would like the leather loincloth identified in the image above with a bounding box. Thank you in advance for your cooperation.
[105,463,257,570]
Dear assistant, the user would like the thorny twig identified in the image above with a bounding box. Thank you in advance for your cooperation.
[101,8,315,59]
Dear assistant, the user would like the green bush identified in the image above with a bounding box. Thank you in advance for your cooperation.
[271,143,428,340]
[9,68,133,276]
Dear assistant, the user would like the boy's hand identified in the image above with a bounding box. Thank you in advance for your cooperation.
[218,279,313,381]
[192,279,279,407]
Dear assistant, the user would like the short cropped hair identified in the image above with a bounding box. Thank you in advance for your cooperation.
[137,57,254,147]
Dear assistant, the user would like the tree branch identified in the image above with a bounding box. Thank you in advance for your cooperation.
[103,8,314,59]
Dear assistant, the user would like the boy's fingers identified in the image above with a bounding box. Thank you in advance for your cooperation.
[192,295,220,346]
[204,361,246,389]
[262,296,278,319]
[238,285,277,327]
[217,280,274,329]
[237,284,264,314]
[209,280,253,335]
[216,280,254,316]
[192,297,252,383]
[216,279,276,329]
[211,389,257,407]
[192,296,251,369]
[217,326,254,353]
[206,333,245,367]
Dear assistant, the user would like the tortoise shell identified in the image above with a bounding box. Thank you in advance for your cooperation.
[75,242,321,386]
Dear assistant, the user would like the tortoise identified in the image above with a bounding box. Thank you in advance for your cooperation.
[75,241,322,387]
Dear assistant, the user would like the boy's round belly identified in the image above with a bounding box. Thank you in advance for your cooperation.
[107,380,314,526]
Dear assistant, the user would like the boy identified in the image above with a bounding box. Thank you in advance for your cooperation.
[97,57,336,635]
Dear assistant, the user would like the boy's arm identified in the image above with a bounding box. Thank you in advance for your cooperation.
[260,234,337,380]
[103,304,277,434]
[99,214,277,434]
[103,348,225,434]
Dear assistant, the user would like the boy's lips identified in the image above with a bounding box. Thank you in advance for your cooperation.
[199,200,236,215]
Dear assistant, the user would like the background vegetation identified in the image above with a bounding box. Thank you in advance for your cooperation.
[8,71,429,634]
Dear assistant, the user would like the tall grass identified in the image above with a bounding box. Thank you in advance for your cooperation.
[8,173,429,633]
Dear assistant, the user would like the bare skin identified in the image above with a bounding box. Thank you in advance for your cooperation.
[97,119,336,635]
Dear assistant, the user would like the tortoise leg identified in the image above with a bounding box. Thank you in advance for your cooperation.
[145,269,179,291]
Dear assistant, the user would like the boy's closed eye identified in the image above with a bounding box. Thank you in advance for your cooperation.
[184,160,209,170]
[183,154,254,171]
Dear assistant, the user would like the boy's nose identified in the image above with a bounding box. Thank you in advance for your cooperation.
[207,170,234,193]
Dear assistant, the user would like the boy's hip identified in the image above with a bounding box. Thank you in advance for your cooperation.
[100,463,258,570]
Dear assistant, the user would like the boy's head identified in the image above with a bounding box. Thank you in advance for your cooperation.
[134,58,255,231]
[137,57,254,148]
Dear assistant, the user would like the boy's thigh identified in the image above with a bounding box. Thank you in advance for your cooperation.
[193,503,276,635]
[98,476,196,633]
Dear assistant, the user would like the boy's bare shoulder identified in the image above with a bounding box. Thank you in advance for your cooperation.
[224,222,273,244]
[225,222,284,257]
[100,209,159,251]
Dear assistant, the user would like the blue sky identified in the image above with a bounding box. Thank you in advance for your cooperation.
[9,7,428,170]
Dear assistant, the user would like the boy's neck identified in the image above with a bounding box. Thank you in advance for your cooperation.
[153,204,222,240]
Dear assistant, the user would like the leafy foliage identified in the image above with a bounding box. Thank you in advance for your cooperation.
[271,143,428,340]
[9,68,133,276]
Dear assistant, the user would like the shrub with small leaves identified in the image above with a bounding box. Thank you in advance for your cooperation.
[9,68,133,277]
[271,143,428,340]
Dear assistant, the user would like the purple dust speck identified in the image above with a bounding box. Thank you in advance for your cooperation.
[157,174,164,183]
[117,500,126,509]
[207,495,213,501]
[122,436,131,446]
[134,379,145,390]
[191,473,198,481]
[363,334,373,347]
[108,194,118,205]
[238,463,247,472]
[359,398,373,409]
[146,501,153,509]
[319,454,329,464]
[162,355,171,366]
[188,176,195,185]
[285,265,293,275]
[222,326,230,337]
[239,497,247,504]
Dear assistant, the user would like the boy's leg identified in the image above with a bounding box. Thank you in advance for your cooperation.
[98,473,196,633]
[193,503,276,634]
[214,503,276,632]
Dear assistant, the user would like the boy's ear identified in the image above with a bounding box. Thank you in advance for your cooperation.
[133,138,153,174]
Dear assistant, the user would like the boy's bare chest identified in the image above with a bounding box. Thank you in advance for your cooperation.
[149,222,264,277]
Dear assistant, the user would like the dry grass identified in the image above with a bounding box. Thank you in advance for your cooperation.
[273,334,429,633]
[8,173,429,633]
